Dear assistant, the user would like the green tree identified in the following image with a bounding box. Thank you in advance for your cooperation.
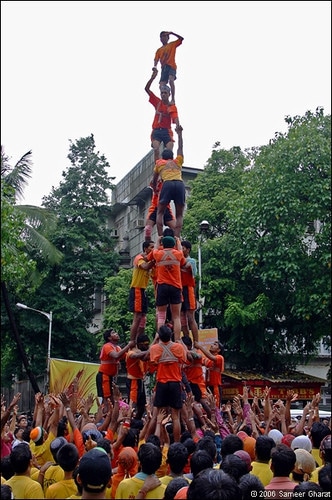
[183,108,331,371]
[35,134,120,364]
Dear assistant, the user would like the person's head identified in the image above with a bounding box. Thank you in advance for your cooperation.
[77,447,112,494]
[291,435,312,453]
[270,444,296,477]
[0,484,12,500]
[309,422,331,448]
[209,340,224,355]
[281,433,295,448]
[16,415,28,428]
[182,437,196,457]
[137,334,150,352]
[160,85,171,101]
[50,436,68,462]
[163,227,175,238]
[57,415,69,437]
[29,426,46,446]
[318,463,331,492]
[238,473,265,500]
[161,148,174,160]
[160,31,170,43]
[9,443,32,474]
[164,477,188,500]
[167,442,188,474]
[162,235,176,248]
[187,468,241,500]
[319,434,332,464]
[13,427,24,442]
[96,437,113,460]
[1,455,15,480]
[181,240,192,256]
[220,434,243,459]
[196,436,217,463]
[56,442,79,472]
[268,429,283,446]
[138,443,162,475]
[158,324,173,343]
[254,435,275,462]
[146,434,161,448]
[219,454,248,483]
[293,448,316,481]
[234,450,252,472]
[190,449,213,478]
[103,328,120,343]
[143,240,154,254]
[292,481,323,498]
[116,446,138,476]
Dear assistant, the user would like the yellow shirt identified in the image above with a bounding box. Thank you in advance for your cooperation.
[250,460,273,486]
[5,474,44,499]
[45,478,77,498]
[115,476,166,499]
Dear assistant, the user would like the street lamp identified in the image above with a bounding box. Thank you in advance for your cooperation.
[16,303,52,393]
[198,220,210,329]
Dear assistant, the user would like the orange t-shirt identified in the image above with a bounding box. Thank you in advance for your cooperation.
[203,354,224,385]
[149,341,187,382]
[147,247,186,289]
[154,38,183,70]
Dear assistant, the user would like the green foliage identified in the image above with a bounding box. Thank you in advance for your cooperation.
[183,108,331,371]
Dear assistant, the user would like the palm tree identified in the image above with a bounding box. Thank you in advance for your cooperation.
[1,146,63,393]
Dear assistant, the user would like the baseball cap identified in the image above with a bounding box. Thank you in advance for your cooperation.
[78,447,112,491]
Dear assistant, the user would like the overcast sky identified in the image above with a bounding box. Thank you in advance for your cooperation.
[1,1,331,206]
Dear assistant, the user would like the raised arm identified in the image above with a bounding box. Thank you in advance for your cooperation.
[145,68,158,95]
[176,127,183,157]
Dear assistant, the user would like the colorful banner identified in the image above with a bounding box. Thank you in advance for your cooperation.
[198,328,218,347]
[50,358,99,412]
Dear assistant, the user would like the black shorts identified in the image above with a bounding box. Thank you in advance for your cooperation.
[160,65,177,83]
[159,180,186,205]
[190,382,203,402]
[148,206,174,224]
[129,288,148,313]
[151,128,173,146]
[156,283,182,306]
[153,381,183,409]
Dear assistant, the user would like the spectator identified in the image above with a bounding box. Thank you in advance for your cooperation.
[45,442,79,498]
[0,484,13,500]
[292,448,316,482]
[110,446,138,499]
[309,422,331,467]
[291,481,323,498]
[164,477,189,500]
[234,450,253,473]
[311,434,331,483]
[77,447,112,499]
[39,436,67,494]
[265,444,297,498]
[116,443,166,498]
[250,435,275,486]
[186,468,241,500]
[4,443,44,499]
[219,454,248,483]
[318,462,331,492]
[220,434,243,462]
[291,435,312,453]
[160,442,190,485]
[239,473,265,500]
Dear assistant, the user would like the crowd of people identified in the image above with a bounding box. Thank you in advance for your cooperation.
[1,381,331,498]
[1,31,331,499]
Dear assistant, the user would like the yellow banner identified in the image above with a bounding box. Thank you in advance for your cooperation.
[198,328,218,347]
[49,358,99,412]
